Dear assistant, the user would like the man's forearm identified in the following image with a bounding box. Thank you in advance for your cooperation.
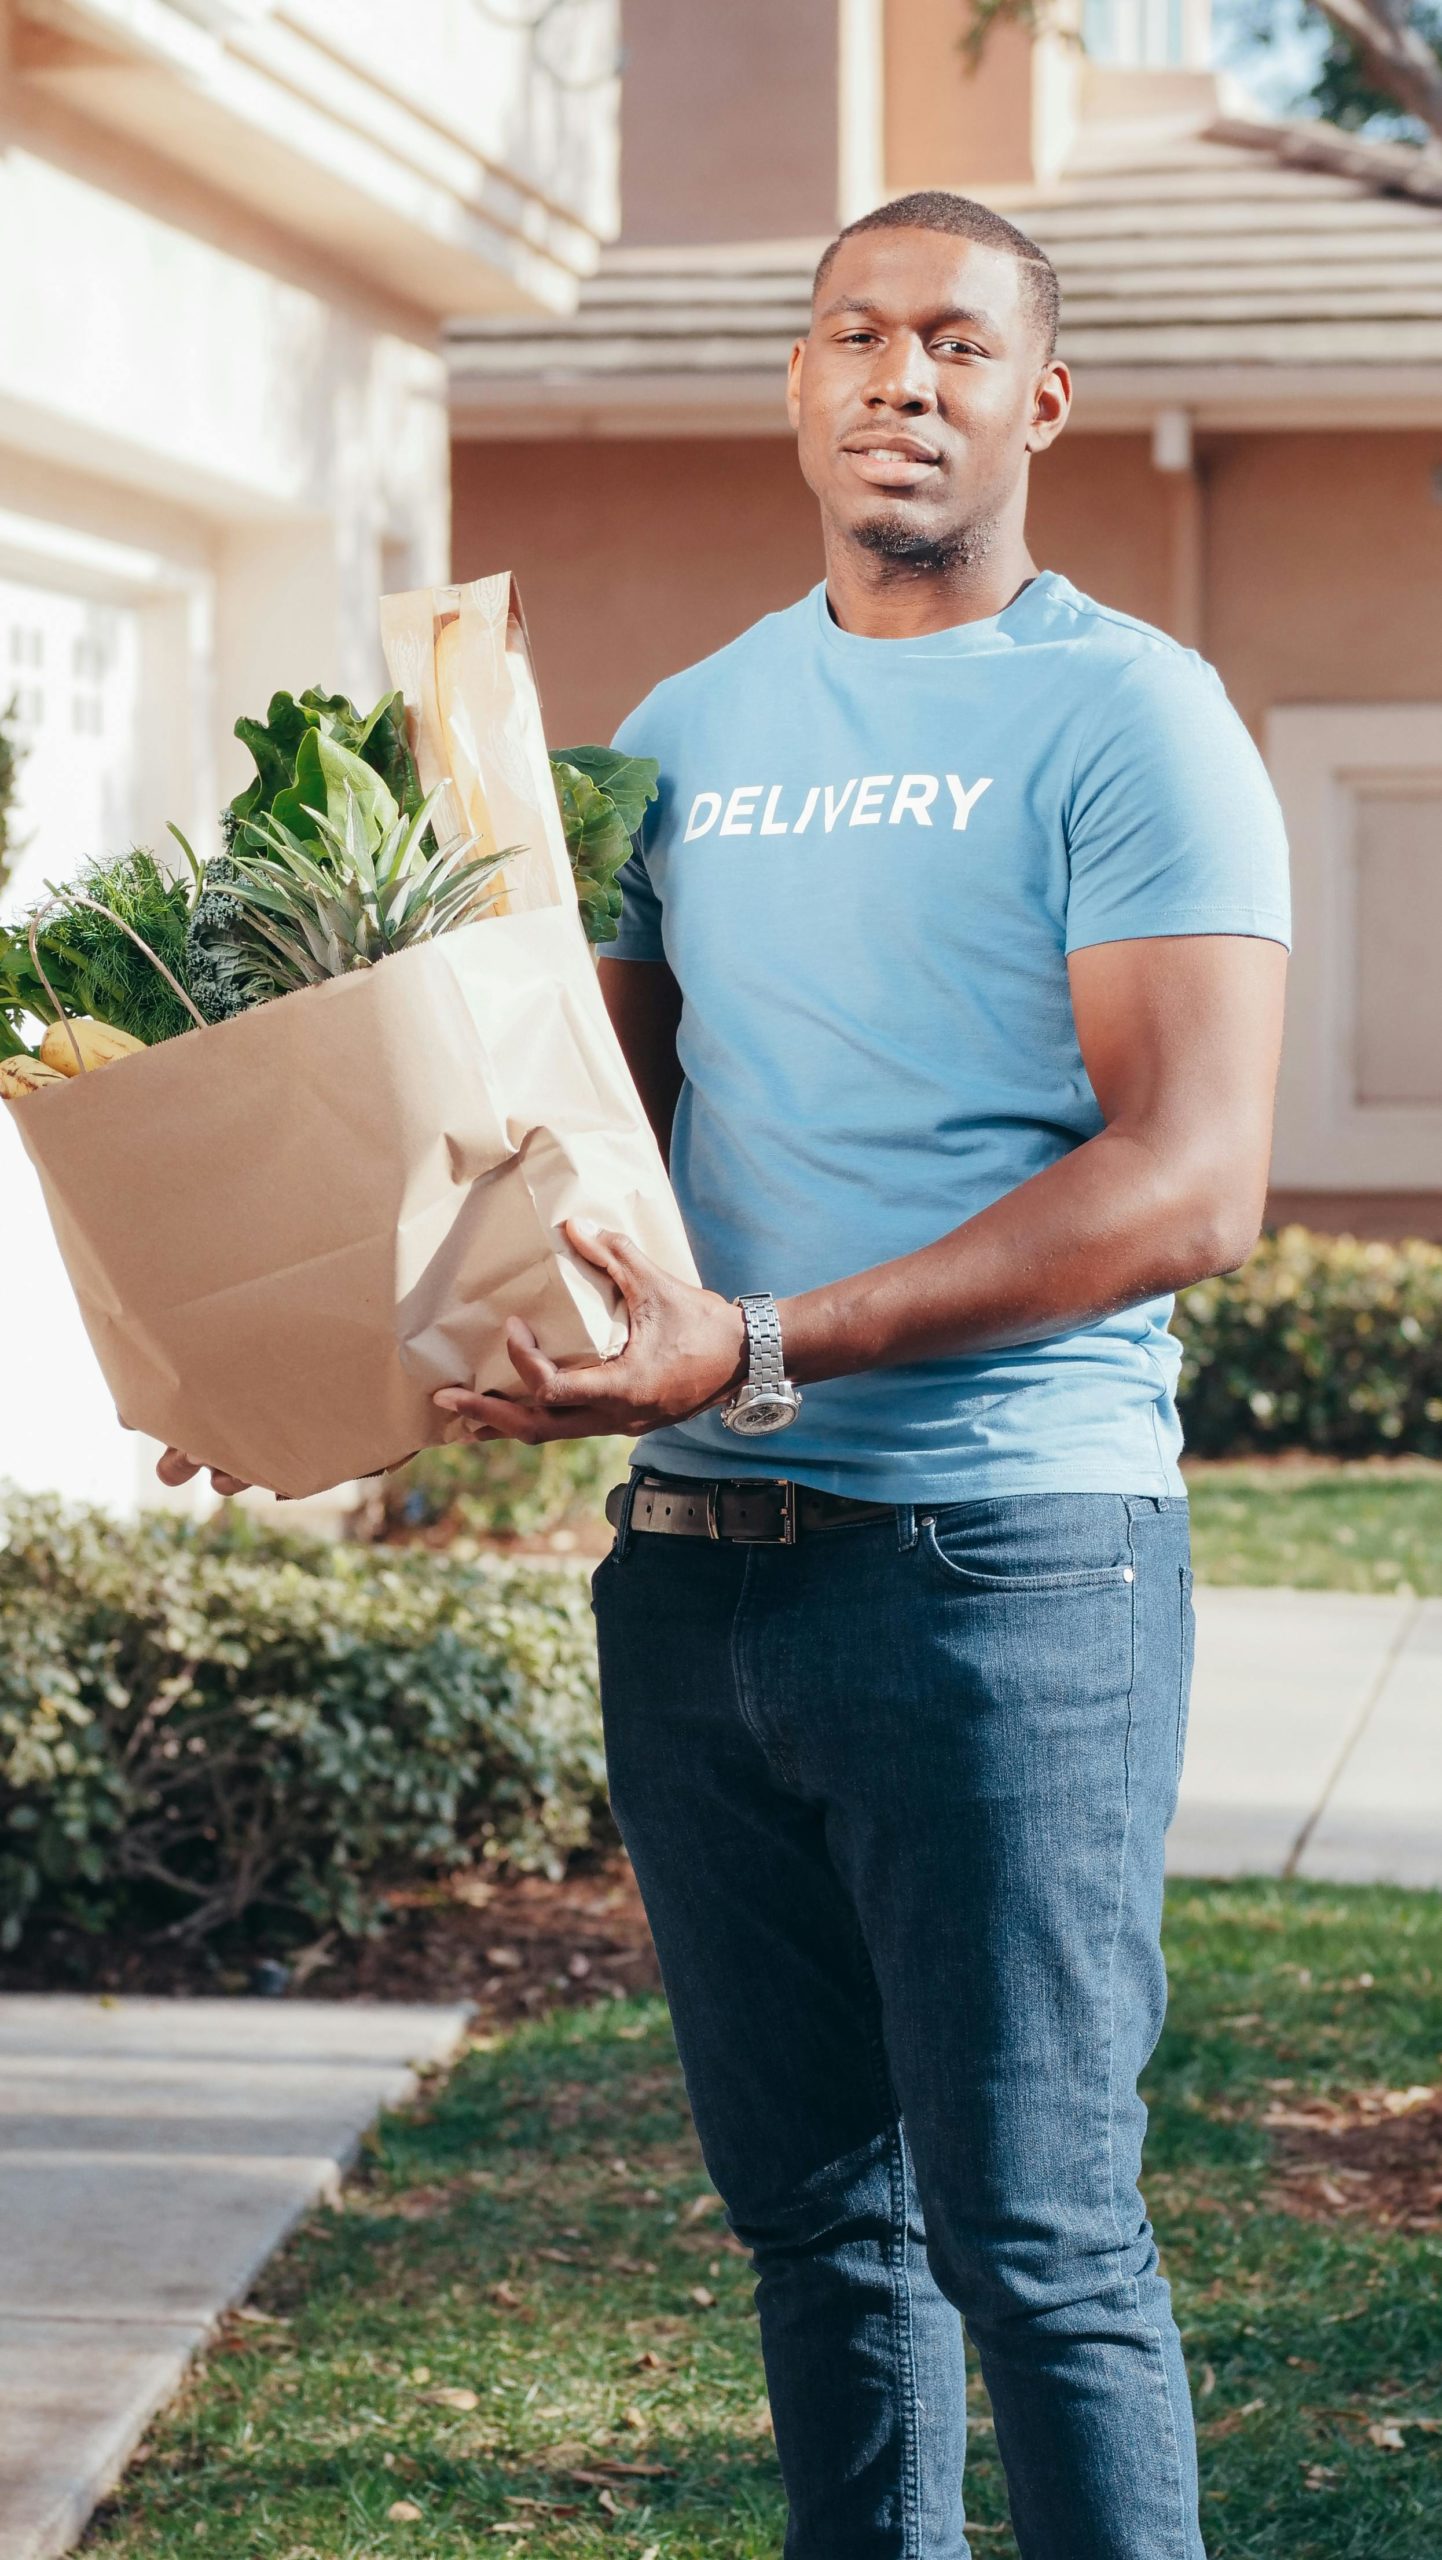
[777,1124,1257,1385]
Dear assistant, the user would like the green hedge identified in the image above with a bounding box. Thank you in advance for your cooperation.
[359,1434,629,1546]
[0,1490,607,1954]
[1174,1227,1442,1458]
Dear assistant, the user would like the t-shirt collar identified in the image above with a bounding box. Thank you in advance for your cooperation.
[812,568,1066,657]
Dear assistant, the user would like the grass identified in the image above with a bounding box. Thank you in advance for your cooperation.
[1184,1461,1442,1595]
[87,1881,1442,2560]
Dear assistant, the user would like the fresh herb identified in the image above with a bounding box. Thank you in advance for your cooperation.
[550,747,658,945]
[0,848,197,1052]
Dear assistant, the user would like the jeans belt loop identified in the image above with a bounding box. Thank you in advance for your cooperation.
[895,1504,918,1552]
[614,1468,643,1562]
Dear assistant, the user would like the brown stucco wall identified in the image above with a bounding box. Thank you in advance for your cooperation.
[454,436,824,743]
[452,421,1442,1236]
[453,419,1442,757]
[884,0,1040,193]
[451,431,1172,740]
[1203,431,1442,727]
[618,0,839,245]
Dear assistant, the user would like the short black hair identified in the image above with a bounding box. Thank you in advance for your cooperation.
[812,189,1060,361]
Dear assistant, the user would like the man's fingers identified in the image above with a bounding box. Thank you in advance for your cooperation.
[471,1400,618,1445]
[505,1321,562,1399]
[436,1382,625,1445]
[436,1387,546,1441]
[435,1386,500,1424]
[156,1448,201,1487]
[565,1218,661,1306]
[155,1448,252,1497]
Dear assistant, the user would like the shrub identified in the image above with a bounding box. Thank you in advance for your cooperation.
[0,1489,607,1953]
[1175,1227,1442,1458]
[358,1434,628,1546]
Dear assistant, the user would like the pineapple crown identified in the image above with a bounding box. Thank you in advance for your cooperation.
[218,786,518,992]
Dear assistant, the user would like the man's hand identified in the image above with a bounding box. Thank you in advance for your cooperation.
[155,1447,253,1498]
[434,1218,746,1446]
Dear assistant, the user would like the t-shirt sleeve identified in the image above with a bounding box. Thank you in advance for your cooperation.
[1064,647,1292,954]
[606,700,666,965]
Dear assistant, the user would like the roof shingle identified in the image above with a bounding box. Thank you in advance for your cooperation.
[448,116,1442,421]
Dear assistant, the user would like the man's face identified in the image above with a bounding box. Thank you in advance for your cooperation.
[787,228,1069,570]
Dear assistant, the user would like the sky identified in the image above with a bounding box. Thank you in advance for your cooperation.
[1211,0,1332,115]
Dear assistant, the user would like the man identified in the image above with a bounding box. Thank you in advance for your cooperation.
[170,192,1290,2557]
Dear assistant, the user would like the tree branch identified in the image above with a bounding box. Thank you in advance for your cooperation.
[1311,0,1442,135]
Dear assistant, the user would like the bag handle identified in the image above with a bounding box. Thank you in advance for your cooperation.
[28,894,208,1064]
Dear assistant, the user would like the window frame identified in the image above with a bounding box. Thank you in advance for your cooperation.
[1268,702,1442,1190]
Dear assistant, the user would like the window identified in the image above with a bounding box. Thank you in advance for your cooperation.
[1082,0,1196,68]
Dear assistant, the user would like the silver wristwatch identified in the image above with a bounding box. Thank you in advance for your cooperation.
[720,1291,803,1436]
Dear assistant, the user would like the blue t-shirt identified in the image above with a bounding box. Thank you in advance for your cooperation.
[609,572,1291,1501]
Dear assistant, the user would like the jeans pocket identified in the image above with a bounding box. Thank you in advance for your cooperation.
[918,1499,1135,1594]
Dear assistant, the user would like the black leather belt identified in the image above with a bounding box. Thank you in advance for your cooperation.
[605,1474,895,1546]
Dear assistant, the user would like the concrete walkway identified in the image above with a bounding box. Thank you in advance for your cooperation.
[0,1997,469,2560]
[1171,1587,1441,1887]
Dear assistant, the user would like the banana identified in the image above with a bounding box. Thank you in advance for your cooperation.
[40,1017,146,1078]
[0,1055,68,1099]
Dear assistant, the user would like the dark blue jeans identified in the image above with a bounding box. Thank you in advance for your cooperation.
[592,1488,1201,2560]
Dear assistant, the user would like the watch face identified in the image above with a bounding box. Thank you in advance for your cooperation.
[726,1389,800,1436]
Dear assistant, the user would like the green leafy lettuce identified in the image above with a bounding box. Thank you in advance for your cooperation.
[549,747,658,946]
[227,687,422,849]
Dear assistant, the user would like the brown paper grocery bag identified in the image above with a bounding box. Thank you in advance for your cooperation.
[7,574,695,1497]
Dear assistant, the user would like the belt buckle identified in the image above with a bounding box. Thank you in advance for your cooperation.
[768,1479,797,1545]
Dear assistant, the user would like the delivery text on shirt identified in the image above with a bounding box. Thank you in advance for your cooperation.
[681,774,995,840]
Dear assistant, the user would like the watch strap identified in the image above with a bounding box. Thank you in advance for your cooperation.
[736,1291,787,1396]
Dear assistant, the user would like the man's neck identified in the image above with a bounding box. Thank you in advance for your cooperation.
[821,533,1039,640]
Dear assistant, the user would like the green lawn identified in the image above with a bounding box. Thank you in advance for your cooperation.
[88,1881,1442,2560]
[1185,1462,1442,1595]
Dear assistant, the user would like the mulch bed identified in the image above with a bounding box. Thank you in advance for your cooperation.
[1265,2083,1442,2231]
[0,1851,662,2021]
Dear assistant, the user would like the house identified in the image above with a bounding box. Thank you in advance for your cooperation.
[0,0,620,1510]
[451,0,1442,1250]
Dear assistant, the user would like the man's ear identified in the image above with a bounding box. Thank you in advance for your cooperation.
[786,339,805,430]
[1027,359,1071,455]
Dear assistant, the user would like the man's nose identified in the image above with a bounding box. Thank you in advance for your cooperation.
[862,337,938,414]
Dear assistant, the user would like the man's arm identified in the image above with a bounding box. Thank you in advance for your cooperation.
[778,932,1284,1378]
[601,956,683,1168]
[435,932,1287,1444]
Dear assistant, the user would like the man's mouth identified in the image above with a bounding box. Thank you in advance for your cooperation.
[840,438,941,492]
